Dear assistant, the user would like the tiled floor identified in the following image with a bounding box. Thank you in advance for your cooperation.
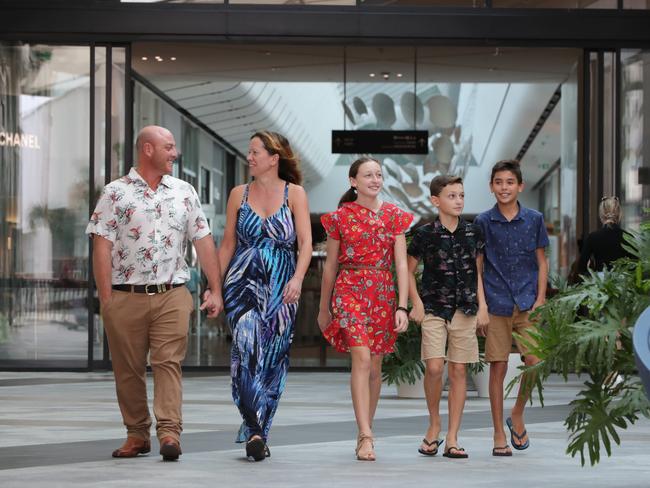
[0,371,648,487]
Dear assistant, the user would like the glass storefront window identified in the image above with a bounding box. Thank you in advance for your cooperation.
[122,1,224,3]
[229,0,354,4]
[92,46,128,365]
[360,0,482,5]
[0,44,91,365]
[560,65,579,280]
[624,0,650,8]
[620,49,650,230]
[493,0,616,6]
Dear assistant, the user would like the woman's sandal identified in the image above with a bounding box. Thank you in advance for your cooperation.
[355,433,376,461]
[245,435,266,462]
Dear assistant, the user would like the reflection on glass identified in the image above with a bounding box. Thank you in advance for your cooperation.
[92,47,128,364]
[620,50,650,230]
[560,65,579,280]
[229,0,354,4]
[0,44,90,363]
[112,48,127,179]
[94,47,107,363]
[360,0,481,5]
[624,0,650,8]
[493,0,616,6]
[122,0,224,3]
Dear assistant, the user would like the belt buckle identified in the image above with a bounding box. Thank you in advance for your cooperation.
[145,284,156,296]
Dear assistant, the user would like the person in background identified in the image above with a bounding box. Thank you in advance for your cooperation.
[578,196,633,275]
[318,156,412,461]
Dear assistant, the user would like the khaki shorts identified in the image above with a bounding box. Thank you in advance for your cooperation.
[421,311,479,363]
[485,307,537,362]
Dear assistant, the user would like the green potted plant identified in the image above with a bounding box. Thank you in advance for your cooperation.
[382,249,426,398]
[381,318,426,397]
[516,219,650,466]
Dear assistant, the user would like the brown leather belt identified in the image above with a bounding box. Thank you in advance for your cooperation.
[339,264,390,272]
[112,283,184,295]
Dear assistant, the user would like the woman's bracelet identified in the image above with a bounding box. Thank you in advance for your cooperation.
[396,306,409,314]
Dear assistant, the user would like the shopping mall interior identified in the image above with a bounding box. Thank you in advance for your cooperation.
[0,0,649,370]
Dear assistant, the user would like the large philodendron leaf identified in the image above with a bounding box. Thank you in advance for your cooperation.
[513,219,650,467]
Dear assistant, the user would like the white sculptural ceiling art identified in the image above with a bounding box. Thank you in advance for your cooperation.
[339,83,477,220]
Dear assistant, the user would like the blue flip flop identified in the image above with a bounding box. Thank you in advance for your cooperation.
[506,417,530,450]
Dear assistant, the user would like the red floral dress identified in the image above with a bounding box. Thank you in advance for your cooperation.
[321,202,413,354]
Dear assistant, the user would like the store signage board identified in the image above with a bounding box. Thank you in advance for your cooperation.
[332,130,428,155]
[0,131,41,149]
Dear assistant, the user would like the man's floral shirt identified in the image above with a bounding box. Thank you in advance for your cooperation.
[86,168,210,285]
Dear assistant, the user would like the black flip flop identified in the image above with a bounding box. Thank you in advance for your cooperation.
[443,446,468,459]
[418,438,443,456]
[492,445,513,457]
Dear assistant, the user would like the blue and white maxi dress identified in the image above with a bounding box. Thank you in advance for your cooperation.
[223,182,297,443]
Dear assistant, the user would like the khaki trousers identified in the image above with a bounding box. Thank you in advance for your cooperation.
[102,285,193,442]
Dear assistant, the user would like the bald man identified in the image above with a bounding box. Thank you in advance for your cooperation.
[86,125,223,461]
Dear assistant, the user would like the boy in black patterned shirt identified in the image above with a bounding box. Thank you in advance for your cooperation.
[407,175,486,459]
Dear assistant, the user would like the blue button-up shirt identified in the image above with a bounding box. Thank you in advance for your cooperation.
[474,204,549,316]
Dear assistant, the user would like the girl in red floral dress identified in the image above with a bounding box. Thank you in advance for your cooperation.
[318,156,413,461]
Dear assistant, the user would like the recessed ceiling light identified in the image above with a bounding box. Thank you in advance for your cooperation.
[170,57,177,61]
[381,72,390,80]
[396,73,403,78]
[141,56,148,61]
[369,73,376,78]
[156,58,163,62]
[265,51,271,56]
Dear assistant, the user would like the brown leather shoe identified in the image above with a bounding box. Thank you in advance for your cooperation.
[111,437,151,458]
[159,436,182,461]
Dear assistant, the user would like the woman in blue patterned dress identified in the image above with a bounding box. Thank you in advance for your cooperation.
[216,131,312,461]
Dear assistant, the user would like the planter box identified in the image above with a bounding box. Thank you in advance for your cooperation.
[471,353,523,399]
[395,365,448,399]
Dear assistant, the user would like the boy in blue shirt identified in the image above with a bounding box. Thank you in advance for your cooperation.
[474,160,549,457]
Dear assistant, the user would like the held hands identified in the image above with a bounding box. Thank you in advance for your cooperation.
[317,308,332,333]
[476,306,489,337]
[394,308,409,333]
[282,276,303,305]
[200,288,224,318]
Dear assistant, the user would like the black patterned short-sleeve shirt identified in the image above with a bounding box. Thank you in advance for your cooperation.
[407,218,485,321]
